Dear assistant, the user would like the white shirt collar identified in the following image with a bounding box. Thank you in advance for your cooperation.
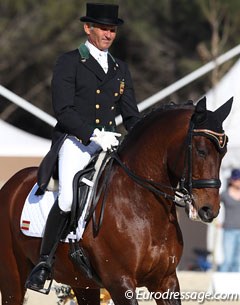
[85,40,108,60]
[85,40,108,73]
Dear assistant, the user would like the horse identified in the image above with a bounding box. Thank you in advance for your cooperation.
[0,96,232,305]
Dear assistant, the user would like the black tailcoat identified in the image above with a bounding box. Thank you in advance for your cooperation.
[36,44,141,194]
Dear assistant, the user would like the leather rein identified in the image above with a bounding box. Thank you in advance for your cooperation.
[112,121,227,208]
[87,120,227,235]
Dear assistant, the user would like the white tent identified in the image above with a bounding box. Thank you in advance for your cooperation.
[0,119,51,186]
[0,119,51,157]
[206,58,240,267]
[206,58,240,185]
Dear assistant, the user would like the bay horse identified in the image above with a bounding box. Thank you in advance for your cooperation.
[0,96,232,305]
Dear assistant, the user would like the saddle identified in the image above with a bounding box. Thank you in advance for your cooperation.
[66,150,114,283]
[69,151,113,233]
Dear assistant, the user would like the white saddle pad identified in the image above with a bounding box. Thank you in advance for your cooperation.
[20,183,88,242]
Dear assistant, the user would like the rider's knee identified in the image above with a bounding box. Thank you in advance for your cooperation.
[58,194,72,212]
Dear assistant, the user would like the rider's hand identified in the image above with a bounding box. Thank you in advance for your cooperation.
[90,128,121,151]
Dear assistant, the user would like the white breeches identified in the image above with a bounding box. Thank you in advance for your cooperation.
[58,135,100,212]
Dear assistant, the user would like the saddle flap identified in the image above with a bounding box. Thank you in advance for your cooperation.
[69,151,112,234]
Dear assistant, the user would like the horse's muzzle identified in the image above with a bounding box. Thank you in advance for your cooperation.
[198,206,215,223]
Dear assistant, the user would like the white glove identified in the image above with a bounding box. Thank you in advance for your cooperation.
[90,128,121,151]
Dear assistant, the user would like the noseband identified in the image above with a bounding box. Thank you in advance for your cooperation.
[109,118,228,208]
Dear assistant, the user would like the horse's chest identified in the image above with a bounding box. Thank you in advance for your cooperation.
[155,224,183,268]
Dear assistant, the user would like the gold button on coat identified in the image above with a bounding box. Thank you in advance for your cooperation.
[96,104,100,109]
[114,92,119,96]
[95,119,100,124]
[111,106,115,110]
[109,121,113,125]
[96,89,101,94]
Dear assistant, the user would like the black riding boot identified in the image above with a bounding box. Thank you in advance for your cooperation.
[25,200,69,293]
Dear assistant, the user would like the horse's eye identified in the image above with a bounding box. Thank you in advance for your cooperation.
[197,149,207,158]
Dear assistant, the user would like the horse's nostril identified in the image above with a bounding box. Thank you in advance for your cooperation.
[198,206,214,222]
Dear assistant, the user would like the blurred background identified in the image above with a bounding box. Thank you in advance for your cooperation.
[1,0,240,294]
[1,0,240,137]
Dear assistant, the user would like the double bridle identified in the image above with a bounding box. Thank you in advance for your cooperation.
[87,119,228,234]
[112,119,228,208]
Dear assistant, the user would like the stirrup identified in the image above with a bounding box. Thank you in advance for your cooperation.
[25,278,53,295]
[25,261,53,295]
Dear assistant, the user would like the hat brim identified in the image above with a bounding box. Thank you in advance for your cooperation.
[80,16,124,26]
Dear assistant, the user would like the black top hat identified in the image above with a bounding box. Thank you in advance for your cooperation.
[80,3,124,26]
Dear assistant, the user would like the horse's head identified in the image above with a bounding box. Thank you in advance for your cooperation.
[119,97,232,224]
[178,96,233,223]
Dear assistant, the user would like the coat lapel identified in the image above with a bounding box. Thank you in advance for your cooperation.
[100,54,119,85]
[82,56,106,81]
[78,44,106,81]
[78,44,119,83]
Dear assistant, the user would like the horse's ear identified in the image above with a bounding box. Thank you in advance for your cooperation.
[195,96,207,113]
[193,96,207,123]
[214,97,233,123]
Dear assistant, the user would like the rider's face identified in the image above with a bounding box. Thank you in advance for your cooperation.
[84,23,117,51]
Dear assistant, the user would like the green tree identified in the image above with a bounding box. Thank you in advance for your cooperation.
[0,0,239,137]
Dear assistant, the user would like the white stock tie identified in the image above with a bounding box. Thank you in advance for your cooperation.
[97,52,108,73]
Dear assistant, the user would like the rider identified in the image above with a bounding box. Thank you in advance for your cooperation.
[25,2,140,292]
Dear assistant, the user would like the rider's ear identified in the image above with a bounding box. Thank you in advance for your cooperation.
[214,97,233,124]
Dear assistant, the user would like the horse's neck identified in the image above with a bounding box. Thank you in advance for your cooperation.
[120,108,192,184]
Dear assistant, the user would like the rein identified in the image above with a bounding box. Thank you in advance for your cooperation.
[111,152,187,208]
[112,121,227,208]
[87,119,227,235]
[111,153,177,201]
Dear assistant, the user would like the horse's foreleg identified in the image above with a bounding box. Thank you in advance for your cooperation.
[147,271,181,305]
[106,277,138,305]
[72,287,100,305]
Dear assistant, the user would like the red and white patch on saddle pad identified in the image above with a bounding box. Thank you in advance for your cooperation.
[20,183,87,242]
[21,220,30,231]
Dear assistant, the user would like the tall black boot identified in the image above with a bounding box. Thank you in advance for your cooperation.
[25,200,70,293]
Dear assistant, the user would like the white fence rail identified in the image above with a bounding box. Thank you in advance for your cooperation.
[1,44,240,127]
[0,85,56,127]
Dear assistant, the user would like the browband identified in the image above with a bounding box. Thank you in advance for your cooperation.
[193,128,227,152]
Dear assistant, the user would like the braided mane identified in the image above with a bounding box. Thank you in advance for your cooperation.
[119,101,195,149]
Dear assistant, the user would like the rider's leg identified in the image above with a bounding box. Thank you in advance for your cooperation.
[58,137,100,212]
[25,199,69,292]
[25,137,100,292]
